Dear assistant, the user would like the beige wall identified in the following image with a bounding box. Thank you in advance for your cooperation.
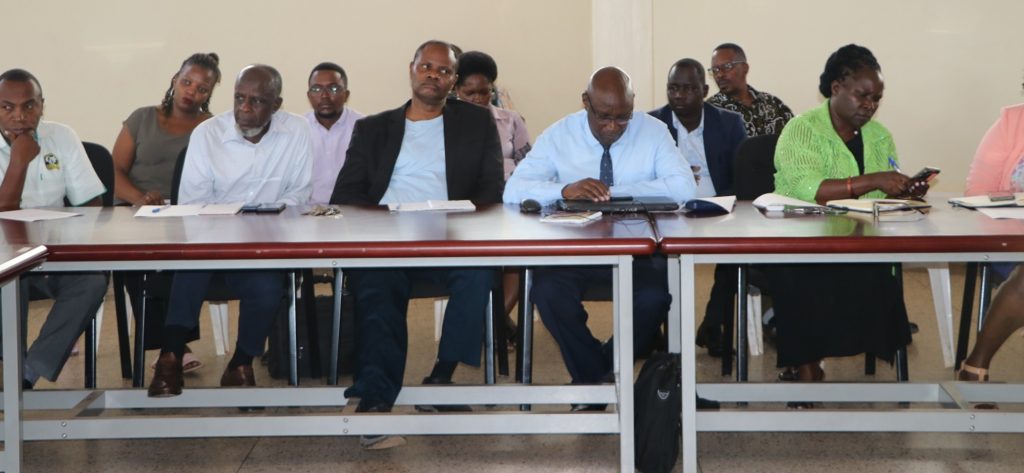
[651,0,1024,192]
[8,0,1023,193]
[5,0,592,151]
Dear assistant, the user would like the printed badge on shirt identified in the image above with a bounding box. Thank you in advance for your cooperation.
[43,153,60,170]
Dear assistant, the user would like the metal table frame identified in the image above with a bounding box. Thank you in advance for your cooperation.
[2,253,637,473]
[672,250,1024,473]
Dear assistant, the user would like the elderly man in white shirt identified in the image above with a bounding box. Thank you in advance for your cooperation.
[149,64,312,397]
[0,68,108,389]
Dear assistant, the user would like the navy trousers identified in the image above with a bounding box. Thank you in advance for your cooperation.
[345,268,495,406]
[164,270,285,357]
[532,255,671,384]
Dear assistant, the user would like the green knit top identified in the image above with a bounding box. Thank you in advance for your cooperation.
[773,100,898,202]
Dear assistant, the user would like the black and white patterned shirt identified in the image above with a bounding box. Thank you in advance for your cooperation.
[708,85,793,137]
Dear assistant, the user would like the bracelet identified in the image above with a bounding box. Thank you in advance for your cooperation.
[846,177,854,197]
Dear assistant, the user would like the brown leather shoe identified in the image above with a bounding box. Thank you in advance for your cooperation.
[220,364,256,387]
[148,352,183,397]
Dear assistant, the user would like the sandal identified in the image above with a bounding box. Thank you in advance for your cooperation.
[957,363,989,382]
[958,363,997,409]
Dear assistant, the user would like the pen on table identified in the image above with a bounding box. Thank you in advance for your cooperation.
[152,204,171,214]
[888,156,903,174]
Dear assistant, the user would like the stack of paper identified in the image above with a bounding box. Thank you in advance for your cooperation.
[826,198,930,213]
[0,209,81,222]
[387,200,476,212]
[540,211,602,224]
[752,193,824,212]
[134,203,245,217]
[948,194,1024,209]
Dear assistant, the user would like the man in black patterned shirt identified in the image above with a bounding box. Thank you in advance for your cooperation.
[707,43,793,137]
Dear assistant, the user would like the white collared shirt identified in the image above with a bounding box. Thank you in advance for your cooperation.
[672,111,715,198]
[0,121,104,208]
[179,110,312,205]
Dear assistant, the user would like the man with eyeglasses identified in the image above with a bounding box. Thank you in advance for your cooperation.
[651,58,747,358]
[331,40,502,449]
[707,43,794,136]
[149,64,312,398]
[504,67,697,410]
[306,62,363,204]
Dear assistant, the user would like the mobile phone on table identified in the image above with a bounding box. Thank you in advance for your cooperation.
[241,202,286,213]
[988,191,1015,202]
[910,166,940,183]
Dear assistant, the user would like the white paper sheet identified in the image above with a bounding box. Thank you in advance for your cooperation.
[978,207,1024,219]
[0,209,81,222]
[387,200,476,212]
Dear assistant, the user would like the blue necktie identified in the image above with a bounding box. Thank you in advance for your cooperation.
[600,146,613,186]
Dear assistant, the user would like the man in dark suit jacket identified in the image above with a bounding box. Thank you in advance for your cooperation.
[330,41,502,447]
[650,58,747,357]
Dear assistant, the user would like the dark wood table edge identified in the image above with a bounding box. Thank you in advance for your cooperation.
[46,239,657,261]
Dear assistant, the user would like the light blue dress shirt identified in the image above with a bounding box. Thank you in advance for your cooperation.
[503,109,696,204]
[378,115,448,205]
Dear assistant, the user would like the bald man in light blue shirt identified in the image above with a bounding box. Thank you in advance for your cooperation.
[504,68,695,410]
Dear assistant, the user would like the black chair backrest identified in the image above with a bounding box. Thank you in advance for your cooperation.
[81,142,115,207]
[170,146,187,205]
[732,134,780,201]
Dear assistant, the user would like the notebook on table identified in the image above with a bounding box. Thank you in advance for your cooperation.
[556,196,679,213]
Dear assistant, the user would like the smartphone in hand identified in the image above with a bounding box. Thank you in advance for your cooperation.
[910,166,940,183]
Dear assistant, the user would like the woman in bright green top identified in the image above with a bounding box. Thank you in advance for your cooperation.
[769,44,928,388]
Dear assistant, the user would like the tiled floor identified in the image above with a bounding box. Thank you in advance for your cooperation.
[9,264,1024,472]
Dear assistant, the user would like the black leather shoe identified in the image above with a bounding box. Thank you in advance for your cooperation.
[148,352,183,397]
[415,376,472,412]
[570,403,608,412]
[697,395,720,410]
[356,398,393,413]
[695,322,727,358]
[220,364,256,387]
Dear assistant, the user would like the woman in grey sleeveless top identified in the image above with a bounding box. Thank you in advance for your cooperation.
[111,53,222,372]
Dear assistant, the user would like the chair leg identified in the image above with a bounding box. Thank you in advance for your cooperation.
[517,268,534,411]
[955,262,979,371]
[132,273,149,388]
[747,286,764,357]
[926,264,955,368]
[484,290,496,385]
[209,302,229,356]
[493,275,509,377]
[111,272,132,380]
[329,269,344,386]
[978,263,994,329]
[864,354,876,375]
[735,266,748,382]
[433,299,447,341]
[300,270,322,379]
[895,346,909,381]
[288,272,299,387]
[84,317,97,388]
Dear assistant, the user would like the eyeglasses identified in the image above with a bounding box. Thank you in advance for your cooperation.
[584,96,631,126]
[707,61,746,74]
[308,84,344,96]
[415,62,455,79]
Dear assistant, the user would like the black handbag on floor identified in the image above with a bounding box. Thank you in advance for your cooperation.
[634,352,682,473]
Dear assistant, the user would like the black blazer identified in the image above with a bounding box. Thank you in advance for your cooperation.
[330,99,504,205]
[650,103,747,196]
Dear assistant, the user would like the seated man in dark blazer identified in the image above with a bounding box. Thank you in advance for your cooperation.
[650,58,747,357]
[331,40,503,449]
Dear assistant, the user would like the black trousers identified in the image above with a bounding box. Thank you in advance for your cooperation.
[531,255,671,384]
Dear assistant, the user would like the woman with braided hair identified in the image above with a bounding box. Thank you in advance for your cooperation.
[769,44,928,388]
